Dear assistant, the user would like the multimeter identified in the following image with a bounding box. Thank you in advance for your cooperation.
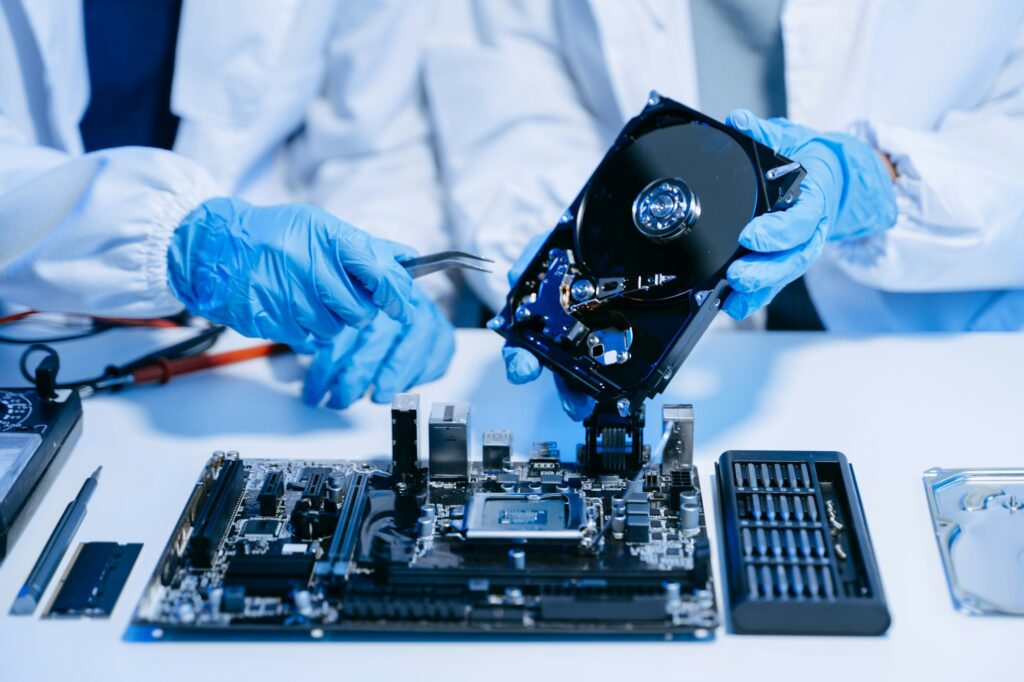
[0,388,83,564]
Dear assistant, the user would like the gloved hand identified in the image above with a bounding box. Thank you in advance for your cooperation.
[722,110,898,319]
[168,197,416,349]
[501,236,596,421]
[302,284,454,409]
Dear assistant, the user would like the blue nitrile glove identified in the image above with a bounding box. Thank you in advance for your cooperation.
[722,110,898,319]
[168,197,416,349]
[301,283,454,408]
[501,235,597,421]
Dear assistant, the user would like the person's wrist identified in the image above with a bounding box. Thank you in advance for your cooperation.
[166,197,244,313]
[827,135,898,239]
[875,149,897,181]
[166,207,204,310]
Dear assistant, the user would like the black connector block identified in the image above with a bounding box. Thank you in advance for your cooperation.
[187,458,244,569]
[482,430,512,471]
[224,554,315,596]
[257,471,284,516]
[391,394,420,480]
[578,403,645,477]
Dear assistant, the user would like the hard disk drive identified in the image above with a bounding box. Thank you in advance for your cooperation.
[923,467,1024,616]
[492,93,805,412]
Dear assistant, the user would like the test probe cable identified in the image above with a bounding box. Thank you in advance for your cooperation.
[2,310,289,397]
[0,309,186,344]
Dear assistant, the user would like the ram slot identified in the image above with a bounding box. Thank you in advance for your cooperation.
[186,459,245,568]
[316,471,369,578]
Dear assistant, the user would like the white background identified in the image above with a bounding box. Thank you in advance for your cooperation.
[1,328,1022,682]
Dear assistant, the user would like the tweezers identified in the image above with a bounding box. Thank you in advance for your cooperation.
[401,251,494,278]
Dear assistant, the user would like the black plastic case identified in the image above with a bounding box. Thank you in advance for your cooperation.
[0,388,83,563]
[716,451,890,635]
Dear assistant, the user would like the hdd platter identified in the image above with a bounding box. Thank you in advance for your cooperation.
[493,93,804,410]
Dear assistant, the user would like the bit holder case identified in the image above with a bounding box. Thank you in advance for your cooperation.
[716,451,890,635]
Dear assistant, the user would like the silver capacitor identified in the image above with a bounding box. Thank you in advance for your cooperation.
[508,549,526,571]
[611,511,627,539]
[294,590,315,618]
[678,490,699,510]
[327,476,346,503]
[680,502,701,535]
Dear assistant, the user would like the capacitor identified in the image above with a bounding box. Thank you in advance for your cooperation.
[327,476,345,503]
[208,588,223,613]
[420,504,436,522]
[664,581,681,613]
[680,502,700,534]
[294,590,314,618]
[417,516,434,539]
[611,511,626,538]
[508,549,526,570]
[678,490,699,511]
[176,602,196,624]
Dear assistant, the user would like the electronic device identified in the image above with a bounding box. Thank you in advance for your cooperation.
[46,541,142,618]
[131,396,717,638]
[923,467,1024,616]
[0,387,83,564]
[491,93,804,415]
[716,451,890,635]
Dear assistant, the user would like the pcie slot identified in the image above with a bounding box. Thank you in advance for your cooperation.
[257,470,284,516]
[186,458,245,568]
[317,471,369,578]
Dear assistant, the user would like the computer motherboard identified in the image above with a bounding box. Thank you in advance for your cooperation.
[132,396,717,638]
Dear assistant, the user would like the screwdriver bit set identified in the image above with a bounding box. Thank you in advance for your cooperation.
[716,451,890,635]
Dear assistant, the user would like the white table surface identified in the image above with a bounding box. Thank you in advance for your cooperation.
[1,327,1022,682]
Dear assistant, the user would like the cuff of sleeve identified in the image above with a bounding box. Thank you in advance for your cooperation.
[834,118,1024,293]
[831,119,941,290]
[846,119,923,221]
[146,165,224,315]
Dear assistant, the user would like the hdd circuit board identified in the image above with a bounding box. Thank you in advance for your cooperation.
[132,400,717,638]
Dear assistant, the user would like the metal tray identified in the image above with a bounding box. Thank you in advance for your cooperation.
[923,467,1024,615]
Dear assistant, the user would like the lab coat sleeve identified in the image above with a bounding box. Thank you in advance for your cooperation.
[833,23,1024,293]
[290,1,455,307]
[0,122,223,316]
[424,0,612,312]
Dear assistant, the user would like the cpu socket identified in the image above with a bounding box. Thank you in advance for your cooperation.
[461,492,586,542]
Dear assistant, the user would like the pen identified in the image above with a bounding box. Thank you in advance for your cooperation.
[10,466,101,616]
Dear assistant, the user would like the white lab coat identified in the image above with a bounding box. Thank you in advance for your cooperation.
[425,0,1024,331]
[0,0,450,316]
